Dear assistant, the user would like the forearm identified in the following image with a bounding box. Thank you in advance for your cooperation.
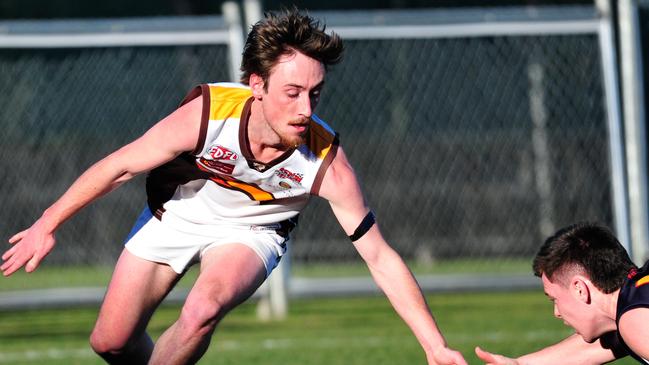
[364,245,447,353]
[39,154,136,232]
[516,334,616,365]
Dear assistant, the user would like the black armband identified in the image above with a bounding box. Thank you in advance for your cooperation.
[348,211,376,242]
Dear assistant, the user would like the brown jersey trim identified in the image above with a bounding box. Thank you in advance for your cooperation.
[153,207,165,220]
[238,96,254,159]
[146,153,212,219]
[310,133,339,195]
[239,99,296,173]
[178,84,211,156]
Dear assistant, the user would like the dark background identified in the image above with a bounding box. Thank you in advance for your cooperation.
[0,0,593,19]
[3,1,639,124]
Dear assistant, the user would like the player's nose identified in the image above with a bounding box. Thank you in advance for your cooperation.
[298,94,312,117]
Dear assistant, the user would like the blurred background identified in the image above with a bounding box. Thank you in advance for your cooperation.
[0,0,592,18]
[1,0,648,317]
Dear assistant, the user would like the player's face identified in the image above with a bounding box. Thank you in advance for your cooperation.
[542,273,600,343]
[258,51,325,148]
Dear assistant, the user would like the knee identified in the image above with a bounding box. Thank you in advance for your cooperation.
[90,325,152,364]
[89,326,130,356]
[177,298,228,338]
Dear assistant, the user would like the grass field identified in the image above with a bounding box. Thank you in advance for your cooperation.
[0,290,638,365]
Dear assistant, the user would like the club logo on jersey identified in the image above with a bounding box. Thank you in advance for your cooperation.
[278,181,291,189]
[276,167,303,184]
[207,145,238,161]
[198,145,238,174]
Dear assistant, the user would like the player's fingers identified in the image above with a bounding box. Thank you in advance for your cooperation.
[1,247,18,268]
[2,246,15,261]
[1,255,26,277]
[8,230,27,245]
[476,346,512,365]
[25,254,42,273]
[434,348,469,365]
[475,347,497,362]
[1,239,24,261]
[453,352,469,365]
[0,256,13,272]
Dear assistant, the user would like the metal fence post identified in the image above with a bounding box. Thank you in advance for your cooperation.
[618,0,649,264]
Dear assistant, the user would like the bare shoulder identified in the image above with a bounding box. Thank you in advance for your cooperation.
[618,307,649,358]
[142,94,204,153]
[317,147,363,205]
[315,146,372,234]
[110,94,204,174]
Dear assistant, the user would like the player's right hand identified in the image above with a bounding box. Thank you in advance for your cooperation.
[2,219,56,276]
[475,346,519,365]
[427,345,469,365]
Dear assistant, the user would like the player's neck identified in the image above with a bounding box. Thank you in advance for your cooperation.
[593,289,620,334]
[606,289,620,320]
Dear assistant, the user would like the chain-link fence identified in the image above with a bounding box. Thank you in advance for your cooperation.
[0,15,239,275]
[0,6,622,297]
[291,8,616,269]
[2,45,232,266]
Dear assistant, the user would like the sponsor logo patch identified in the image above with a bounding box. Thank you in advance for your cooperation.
[276,167,303,184]
[198,158,235,174]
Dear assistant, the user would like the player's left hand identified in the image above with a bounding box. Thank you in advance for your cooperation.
[427,345,469,365]
[2,217,57,276]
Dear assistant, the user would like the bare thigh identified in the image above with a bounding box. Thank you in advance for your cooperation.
[93,249,182,343]
[184,243,267,319]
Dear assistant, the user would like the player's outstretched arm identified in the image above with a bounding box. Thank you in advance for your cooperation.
[317,147,467,365]
[476,333,620,365]
[2,95,203,277]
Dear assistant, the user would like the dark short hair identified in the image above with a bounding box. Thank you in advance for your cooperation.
[240,8,344,85]
[532,222,636,293]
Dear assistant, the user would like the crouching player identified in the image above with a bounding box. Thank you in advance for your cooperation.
[476,222,649,364]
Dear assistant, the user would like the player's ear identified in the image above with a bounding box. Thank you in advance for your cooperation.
[571,276,591,304]
[249,74,265,100]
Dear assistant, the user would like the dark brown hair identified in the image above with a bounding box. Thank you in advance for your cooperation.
[533,222,636,293]
[240,8,343,85]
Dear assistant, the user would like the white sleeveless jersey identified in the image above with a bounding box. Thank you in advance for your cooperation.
[146,83,339,236]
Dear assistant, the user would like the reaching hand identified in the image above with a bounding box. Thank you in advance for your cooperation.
[475,346,519,365]
[2,219,56,276]
[427,346,469,365]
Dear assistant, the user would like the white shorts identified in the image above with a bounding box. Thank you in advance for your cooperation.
[124,208,288,276]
